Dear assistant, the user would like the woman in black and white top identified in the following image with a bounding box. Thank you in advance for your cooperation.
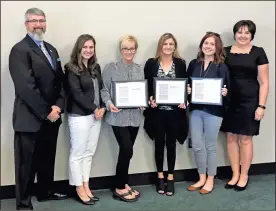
[144,33,189,196]
[100,35,143,202]
[65,34,105,205]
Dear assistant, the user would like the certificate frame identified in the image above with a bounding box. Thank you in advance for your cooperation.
[153,77,188,105]
[112,80,148,109]
[191,77,223,106]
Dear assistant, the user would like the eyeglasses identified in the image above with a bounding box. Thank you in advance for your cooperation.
[26,19,46,24]
[122,48,136,53]
[206,31,220,37]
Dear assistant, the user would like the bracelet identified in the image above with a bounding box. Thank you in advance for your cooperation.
[258,105,266,109]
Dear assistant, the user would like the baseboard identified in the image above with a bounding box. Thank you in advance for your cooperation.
[1,162,275,199]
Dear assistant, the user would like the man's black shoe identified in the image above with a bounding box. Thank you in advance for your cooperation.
[16,203,33,210]
[37,192,68,202]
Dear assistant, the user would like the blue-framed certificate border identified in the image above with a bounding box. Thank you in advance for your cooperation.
[191,77,223,106]
[153,77,188,105]
[112,80,148,109]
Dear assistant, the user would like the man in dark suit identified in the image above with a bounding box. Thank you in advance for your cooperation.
[9,8,68,210]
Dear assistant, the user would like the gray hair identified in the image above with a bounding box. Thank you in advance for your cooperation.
[24,8,46,21]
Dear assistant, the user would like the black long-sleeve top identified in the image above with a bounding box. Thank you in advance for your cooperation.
[187,59,231,117]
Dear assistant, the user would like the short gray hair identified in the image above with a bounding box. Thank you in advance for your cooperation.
[24,8,46,21]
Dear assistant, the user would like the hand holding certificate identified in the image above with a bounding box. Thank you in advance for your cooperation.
[221,85,228,96]
[191,77,223,105]
[112,80,148,109]
[154,78,188,105]
[149,96,157,108]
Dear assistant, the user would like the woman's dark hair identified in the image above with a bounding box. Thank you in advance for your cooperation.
[65,34,98,77]
[197,32,225,64]
[233,20,256,41]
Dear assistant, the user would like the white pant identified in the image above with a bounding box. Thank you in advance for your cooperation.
[68,114,101,186]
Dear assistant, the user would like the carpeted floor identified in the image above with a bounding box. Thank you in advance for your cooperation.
[1,174,275,210]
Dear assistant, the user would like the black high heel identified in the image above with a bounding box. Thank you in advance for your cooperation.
[89,195,100,201]
[235,178,249,192]
[88,189,100,201]
[166,179,175,196]
[224,182,238,189]
[156,178,165,194]
[75,195,95,205]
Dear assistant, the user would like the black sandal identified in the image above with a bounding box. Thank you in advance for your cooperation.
[113,191,137,202]
[129,188,140,197]
[156,178,165,194]
[166,180,175,196]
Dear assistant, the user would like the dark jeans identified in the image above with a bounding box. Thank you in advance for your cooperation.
[112,126,139,189]
[154,110,177,174]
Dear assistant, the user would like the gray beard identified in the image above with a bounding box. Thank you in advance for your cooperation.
[29,29,45,41]
[32,32,44,41]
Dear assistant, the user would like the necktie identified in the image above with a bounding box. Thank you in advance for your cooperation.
[40,42,54,69]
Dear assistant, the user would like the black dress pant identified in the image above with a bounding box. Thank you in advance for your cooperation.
[112,126,139,189]
[14,120,60,207]
[154,110,177,174]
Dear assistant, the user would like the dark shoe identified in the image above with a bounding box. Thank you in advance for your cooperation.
[89,189,100,201]
[16,203,33,210]
[37,192,68,202]
[75,195,95,205]
[224,182,237,189]
[89,196,100,201]
[235,178,249,192]
[112,191,137,202]
[166,179,175,196]
[156,178,165,194]
[129,188,140,198]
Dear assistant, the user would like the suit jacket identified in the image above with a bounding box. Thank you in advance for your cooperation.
[143,57,189,144]
[9,34,65,132]
[65,64,104,115]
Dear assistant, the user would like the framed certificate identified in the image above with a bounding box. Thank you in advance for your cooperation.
[191,77,223,105]
[112,80,148,108]
[154,78,187,105]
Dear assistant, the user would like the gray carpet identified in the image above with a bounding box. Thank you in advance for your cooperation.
[1,174,275,210]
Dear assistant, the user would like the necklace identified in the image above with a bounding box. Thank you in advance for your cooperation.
[200,61,212,77]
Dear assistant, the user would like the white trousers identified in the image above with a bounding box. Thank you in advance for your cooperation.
[68,114,101,186]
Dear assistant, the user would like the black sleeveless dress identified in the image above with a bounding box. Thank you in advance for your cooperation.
[220,45,269,136]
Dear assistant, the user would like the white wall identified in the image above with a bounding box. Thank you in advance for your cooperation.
[1,1,275,186]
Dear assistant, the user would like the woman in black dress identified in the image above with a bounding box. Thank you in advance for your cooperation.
[221,20,269,191]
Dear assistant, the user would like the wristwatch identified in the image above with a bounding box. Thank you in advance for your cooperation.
[258,105,266,109]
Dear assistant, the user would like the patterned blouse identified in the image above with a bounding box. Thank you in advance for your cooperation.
[157,62,176,110]
[100,59,144,127]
